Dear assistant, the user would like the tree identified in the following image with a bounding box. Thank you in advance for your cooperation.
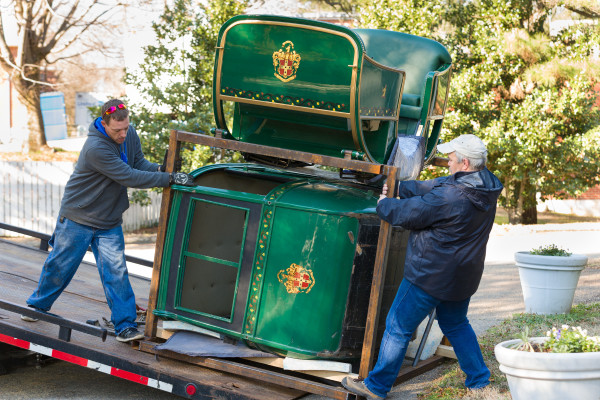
[124,0,247,170]
[359,0,445,37]
[359,0,600,224]
[0,1,127,151]
[442,0,600,224]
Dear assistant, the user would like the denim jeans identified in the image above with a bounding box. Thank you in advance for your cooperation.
[364,279,490,398]
[27,217,138,334]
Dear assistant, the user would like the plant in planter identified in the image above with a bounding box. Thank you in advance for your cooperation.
[495,325,600,400]
[514,244,588,314]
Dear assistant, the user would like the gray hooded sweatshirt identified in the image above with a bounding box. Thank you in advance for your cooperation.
[59,119,170,229]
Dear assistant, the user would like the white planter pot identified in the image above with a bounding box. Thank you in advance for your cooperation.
[495,338,600,400]
[515,252,587,314]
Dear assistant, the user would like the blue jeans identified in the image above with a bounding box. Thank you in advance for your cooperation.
[364,279,490,397]
[27,217,138,334]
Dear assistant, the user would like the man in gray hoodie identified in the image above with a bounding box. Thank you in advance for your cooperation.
[24,99,194,342]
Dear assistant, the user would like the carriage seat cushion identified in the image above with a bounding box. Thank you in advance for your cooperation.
[401,93,421,107]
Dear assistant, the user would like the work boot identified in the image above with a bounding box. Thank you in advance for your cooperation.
[116,327,144,343]
[341,377,384,400]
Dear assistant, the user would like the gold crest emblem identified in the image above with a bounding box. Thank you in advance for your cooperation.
[277,263,315,294]
[272,41,301,82]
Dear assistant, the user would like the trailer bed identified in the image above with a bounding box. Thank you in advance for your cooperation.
[0,239,311,400]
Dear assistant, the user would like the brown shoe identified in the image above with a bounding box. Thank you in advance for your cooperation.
[341,377,384,400]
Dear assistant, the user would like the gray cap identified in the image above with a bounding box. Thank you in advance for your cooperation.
[437,134,487,159]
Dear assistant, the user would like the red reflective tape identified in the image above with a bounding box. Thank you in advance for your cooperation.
[51,349,89,367]
[0,333,31,349]
[111,367,149,385]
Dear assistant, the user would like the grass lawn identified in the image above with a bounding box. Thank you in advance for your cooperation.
[417,303,600,399]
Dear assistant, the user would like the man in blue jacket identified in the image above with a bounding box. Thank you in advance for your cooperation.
[24,99,194,342]
[343,134,503,399]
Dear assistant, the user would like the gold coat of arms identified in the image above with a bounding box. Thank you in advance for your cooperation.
[272,41,301,82]
[277,263,315,294]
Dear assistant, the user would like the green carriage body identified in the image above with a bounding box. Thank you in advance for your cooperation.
[213,15,452,163]
[155,15,452,359]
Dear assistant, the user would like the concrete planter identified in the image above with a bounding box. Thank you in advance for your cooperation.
[514,251,587,314]
[495,338,600,400]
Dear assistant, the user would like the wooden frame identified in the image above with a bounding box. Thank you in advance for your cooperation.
[143,130,447,397]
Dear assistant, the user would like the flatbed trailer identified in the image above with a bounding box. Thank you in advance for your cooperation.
[0,237,351,399]
[0,209,447,400]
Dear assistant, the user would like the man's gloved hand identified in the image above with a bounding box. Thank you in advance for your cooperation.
[159,152,182,172]
[170,172,195,187]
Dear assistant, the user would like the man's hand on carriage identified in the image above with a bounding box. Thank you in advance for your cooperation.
[170,172,195,187]
[378,183,389,203]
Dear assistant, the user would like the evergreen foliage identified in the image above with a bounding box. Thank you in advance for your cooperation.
[360,0,600,224]
[124,0,246,171]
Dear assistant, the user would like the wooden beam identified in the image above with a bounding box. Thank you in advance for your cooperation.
[144,131,181,339]
[434,345,456,360]
[245,357,358,383]
[430,156,449,167]
[138,341,353,400]
[282,358,352,374]
[394,356,447,384]
[358,166,398,378]
[175,130,385,175]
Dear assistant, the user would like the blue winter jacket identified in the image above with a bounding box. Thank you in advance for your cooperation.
[376,168,503,301]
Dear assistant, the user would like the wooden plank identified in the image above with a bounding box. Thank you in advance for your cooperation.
[175,130,386,174]
[431,156,449,167]
[139,341,350,400]
[359,166,398,378]
[145,131,181,339]
[161,320,222,339]
[235,357,358,383]
[283,358,352,373]
[157,323,355,383]
[435,344,457,359]
[394,356,447,384]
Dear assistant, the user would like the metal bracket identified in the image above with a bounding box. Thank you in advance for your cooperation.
[412,309,436,367]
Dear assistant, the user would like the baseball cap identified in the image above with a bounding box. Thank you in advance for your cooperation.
[437,134,487,159]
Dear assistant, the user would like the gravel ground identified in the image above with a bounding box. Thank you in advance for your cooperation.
[1,222,599,400]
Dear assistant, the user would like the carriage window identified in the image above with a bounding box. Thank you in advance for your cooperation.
[360,57,404,119]
[176,199,248,321]
[431,73,449,117]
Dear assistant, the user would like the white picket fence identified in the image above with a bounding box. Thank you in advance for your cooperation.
[0,161,162,237]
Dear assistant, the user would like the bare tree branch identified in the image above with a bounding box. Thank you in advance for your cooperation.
[45,46,100,64]
[0,0,131,149]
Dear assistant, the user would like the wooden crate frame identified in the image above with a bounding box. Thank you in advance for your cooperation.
[142,129,447,398]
